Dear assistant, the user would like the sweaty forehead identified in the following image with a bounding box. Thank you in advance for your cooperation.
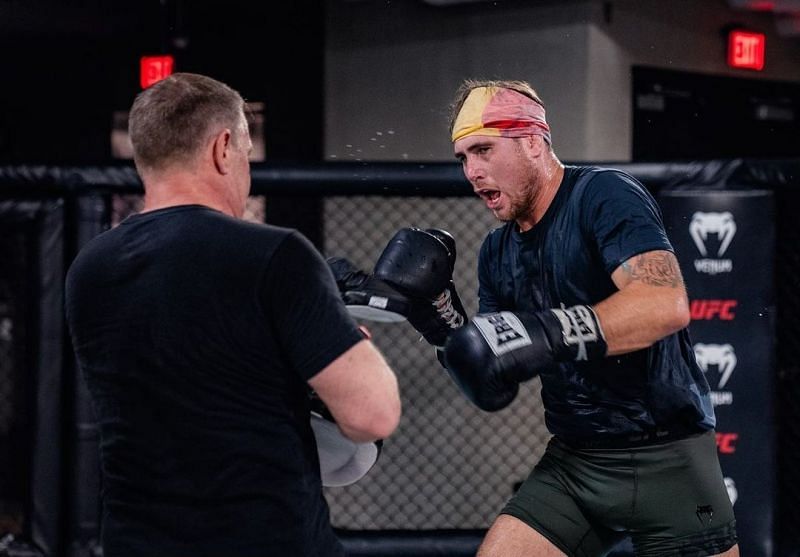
[453,134,505,156]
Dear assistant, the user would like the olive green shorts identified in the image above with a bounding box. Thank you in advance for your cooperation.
[501,430,737,557]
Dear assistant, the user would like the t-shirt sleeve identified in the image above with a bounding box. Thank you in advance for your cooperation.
[477,233,501,313]
[581,170,674,275]
[261,231,364,381]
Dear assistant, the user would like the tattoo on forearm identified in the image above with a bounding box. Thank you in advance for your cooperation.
[622,252,684,287]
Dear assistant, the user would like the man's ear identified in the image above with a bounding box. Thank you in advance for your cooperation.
[212,128,233,175]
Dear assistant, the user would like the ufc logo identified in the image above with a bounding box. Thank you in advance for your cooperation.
[716,432,738,454]
[690,300,737,321]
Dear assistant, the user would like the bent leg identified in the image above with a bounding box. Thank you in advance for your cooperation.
[493,438,627,557]
[477,514,566,557]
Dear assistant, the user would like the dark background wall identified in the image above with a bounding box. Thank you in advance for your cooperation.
[2,0,800,165]
[0,0,326,242]
[323,0,800,162]
[0,0,324,164]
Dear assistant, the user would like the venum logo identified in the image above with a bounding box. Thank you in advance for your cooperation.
[689,212,736,275]
[690,212,736,256]
[694,343,737,406]
[695,505,714,525]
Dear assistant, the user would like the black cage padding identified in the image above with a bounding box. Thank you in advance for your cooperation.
[1,159,798,196]
[0,200,64,557]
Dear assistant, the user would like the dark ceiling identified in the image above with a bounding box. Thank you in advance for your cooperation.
[0,0,324,164]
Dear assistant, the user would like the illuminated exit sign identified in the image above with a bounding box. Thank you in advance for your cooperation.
[140,55,175,89]
[727,30,765,71]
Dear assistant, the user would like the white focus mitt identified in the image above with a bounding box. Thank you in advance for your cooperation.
[308,392,383,487]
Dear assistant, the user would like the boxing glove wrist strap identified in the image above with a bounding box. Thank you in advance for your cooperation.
[547,305,607,362]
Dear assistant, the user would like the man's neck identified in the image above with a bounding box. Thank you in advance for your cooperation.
[518,158,565,232]
[141,172,236,217]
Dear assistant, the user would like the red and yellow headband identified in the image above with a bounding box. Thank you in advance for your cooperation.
[451,86,551,144]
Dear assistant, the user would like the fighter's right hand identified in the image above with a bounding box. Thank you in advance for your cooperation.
[373,227,467,347]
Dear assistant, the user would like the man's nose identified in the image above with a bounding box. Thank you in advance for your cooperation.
[464,159,484,183]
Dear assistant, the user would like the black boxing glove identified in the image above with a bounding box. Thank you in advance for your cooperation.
[442,306,607,411]
[308,391,383,487]
[373,227,467,347]
[327,256,411,323]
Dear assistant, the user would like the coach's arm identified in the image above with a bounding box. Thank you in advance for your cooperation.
[308,339,401,443]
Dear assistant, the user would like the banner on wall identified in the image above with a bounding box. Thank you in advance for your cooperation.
[659,190,775,557]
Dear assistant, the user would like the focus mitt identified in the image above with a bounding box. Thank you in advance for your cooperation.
[309,391,383,487]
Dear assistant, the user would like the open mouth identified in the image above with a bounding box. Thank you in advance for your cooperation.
[476,188,500,201]
[476,188,502,208]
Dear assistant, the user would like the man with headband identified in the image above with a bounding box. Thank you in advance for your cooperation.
[376,79,739,556]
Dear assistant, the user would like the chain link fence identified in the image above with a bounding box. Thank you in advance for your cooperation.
[321,196,550,531]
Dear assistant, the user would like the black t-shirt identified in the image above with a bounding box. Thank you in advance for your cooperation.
[478,166,715,443]
[65,205,363,557]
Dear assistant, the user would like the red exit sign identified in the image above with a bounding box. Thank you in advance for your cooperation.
[140,55,175,89]
[727,30,765,71]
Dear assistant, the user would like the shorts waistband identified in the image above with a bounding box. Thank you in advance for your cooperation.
[557,424,708,450]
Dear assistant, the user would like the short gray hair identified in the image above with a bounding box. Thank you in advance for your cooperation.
[128,72,246,172]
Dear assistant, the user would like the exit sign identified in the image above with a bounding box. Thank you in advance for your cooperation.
[727,30,765,71]
[140,55,175,89]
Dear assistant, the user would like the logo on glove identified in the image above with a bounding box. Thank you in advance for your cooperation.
[551,306,604,362]
[471,312,533,356]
